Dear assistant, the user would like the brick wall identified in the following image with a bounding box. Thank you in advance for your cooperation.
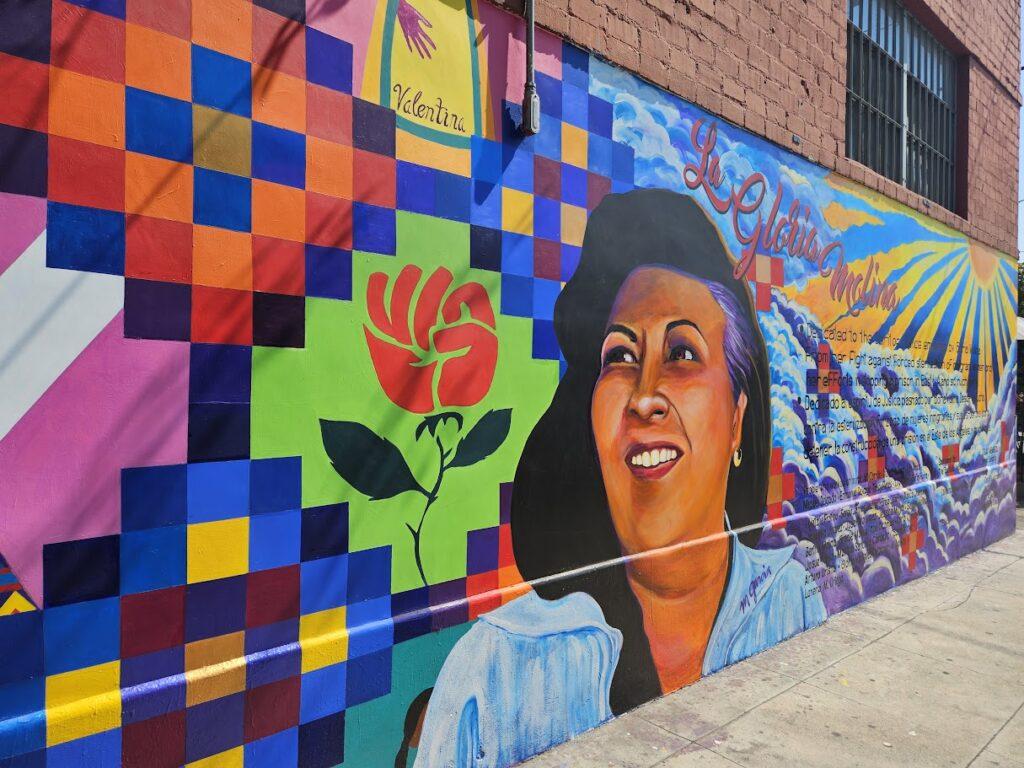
[497,0,1021,254]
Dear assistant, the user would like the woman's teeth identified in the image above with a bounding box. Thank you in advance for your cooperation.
[630,448,678,468]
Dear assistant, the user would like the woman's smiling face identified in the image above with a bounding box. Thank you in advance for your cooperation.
[591,266,747,558]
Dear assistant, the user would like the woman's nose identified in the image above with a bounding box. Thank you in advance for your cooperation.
[629,389,669,421]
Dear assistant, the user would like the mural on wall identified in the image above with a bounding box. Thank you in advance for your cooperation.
[0,0,1015,767]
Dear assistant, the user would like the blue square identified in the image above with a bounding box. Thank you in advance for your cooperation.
[391,587,430,643]
[252,122,306,188]
[185,575,246,642]
[246,620,300,688]
[469,181,501,228]
[501,274,533,317]
[536,72,562,119]
[306,27,353,93]
[192,46,251,117]
[122,647,185,723]
[561,244,582,281]
[533,278,560,321]
[561,164,588,207]
[188,402,250,462]
[612,141,635,183]
[300,504,348,562]
[612,178,634,195]
[305,245,352,300]
[300,554,348,614]
[533,111,562,160]
[471,137,502,183]
[250,456,301,515]
[588,95,613,139]
[562,85,589,129]
[245,727,299,768]
[0,678,45,759]
[190,344,252,404]
[345,647,391,707]
[46,202,125,276]
[434,172,471,222]
[120,525,186,594]
[533,318,560,359]
[186,691,244,763]
[43,597,119,674]
[43,535,119,607]
[533,197,560,241]
[396,162,436,215]
[347,597,393,658]
[194,168,251,232]
[588,135,614,176]
[47,728,120,768]
[353,203,395,255]
[346,547,390,603]
[65,0,124,18]
[0,613,42,686]
[250,510,302,571]
[121,464,186,531]
[501,143,533,192]
[500,232,533,276]
[298,711,345,768]
[299,663,346,724]
[186,460,250,523]
[562,42,589,89]
[126,87,192,163]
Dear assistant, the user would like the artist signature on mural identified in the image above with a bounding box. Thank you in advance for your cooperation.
[684,119,900,316]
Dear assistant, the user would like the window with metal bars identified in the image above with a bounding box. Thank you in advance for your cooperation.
[846,0,957,211]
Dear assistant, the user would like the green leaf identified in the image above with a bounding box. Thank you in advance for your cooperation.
[448,409,512,469]
[415,412,464,441]
[320,420,426,500]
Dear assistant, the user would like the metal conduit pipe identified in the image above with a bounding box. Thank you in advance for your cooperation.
[521,0,540,134]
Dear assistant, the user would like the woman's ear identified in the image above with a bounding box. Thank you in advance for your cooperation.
[731,391,748,454]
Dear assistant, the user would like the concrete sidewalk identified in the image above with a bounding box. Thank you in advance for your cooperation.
[523,509,1024,768]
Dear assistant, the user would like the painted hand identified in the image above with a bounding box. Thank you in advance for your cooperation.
[397,0,436,59]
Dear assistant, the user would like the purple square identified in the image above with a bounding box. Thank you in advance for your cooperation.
[534,155,561,200]
[352,98,395,156]
[186,691,245,763]
[0,125,46,197]
[124,279,191,341]
[122,647,186,724]
[533,238,560,280]
[185,575,246,642]
[499,483,513,524]
[587,173,612,211]
[0,0,51,62]
[429,578,468,631]
[466,528,499,576]
[246,619,300,688]
[305,27,352,93]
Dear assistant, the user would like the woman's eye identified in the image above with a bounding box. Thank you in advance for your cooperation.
[603,346,637,366]
[669,344,696,362]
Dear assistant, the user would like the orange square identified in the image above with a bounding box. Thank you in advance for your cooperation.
[185,632,245,706]
[48,68,125,148]
[0,53,49,131]
[192,285,253,344]
[252,65,306,133]
[126,23,190,101]
[252,180,305,242]
[193,225,252,290]
[192,0,252,60]
[306,137,352,200]
[125,152,193,223]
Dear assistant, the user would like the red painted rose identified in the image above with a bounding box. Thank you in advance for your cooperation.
[364,265,498,413]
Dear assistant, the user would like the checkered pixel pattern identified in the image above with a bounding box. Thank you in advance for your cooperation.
[941,442,960,477]
[765,447,796,530]
[805,342,841,417]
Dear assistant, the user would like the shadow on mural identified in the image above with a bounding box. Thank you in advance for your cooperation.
[0,0,1015,766]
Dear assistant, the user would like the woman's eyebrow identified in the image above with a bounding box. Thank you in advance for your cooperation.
[665,319,703,336]
[605,323,637,342]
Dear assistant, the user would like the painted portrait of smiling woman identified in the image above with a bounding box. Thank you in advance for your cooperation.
[411,189,827,768]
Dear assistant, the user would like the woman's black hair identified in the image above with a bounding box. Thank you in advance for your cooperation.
[510,189,772,713]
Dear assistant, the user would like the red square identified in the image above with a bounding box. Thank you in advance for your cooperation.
[770,256,784,286]
[353,150,396,208]
[782,473,795,500]
[467,571,500,620]
[126,215,192,283]
[122,710,186,768]
[48,136,126,210]
[498,524,514,568]
[246,564,299,628]
[770,447,783,474]
[533,238,560,280]
[121,586,185,658]
[52,0,126,83]
[307,84,352,144]
[253,5,305,78]
[755,282,771,312]
[253,236,305,296]
[767,502,784,530]
[244,677,300,743]
[126,0,191,38]
[306,192,352,249]
[191,285,253,344]
[586,172,611,211]
[0,53,48,132]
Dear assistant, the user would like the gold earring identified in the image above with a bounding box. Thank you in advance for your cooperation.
[733,448,742,467]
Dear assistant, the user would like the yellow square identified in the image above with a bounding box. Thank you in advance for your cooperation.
[187,747,244,768]
[561,123,588,168]
[561,204,587,247]
[193,105,252,177]
[187,518,249,583]
[46,662,120,746]
[299,606,348,673]
[185,631,246,706]
[502,188,533,236]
